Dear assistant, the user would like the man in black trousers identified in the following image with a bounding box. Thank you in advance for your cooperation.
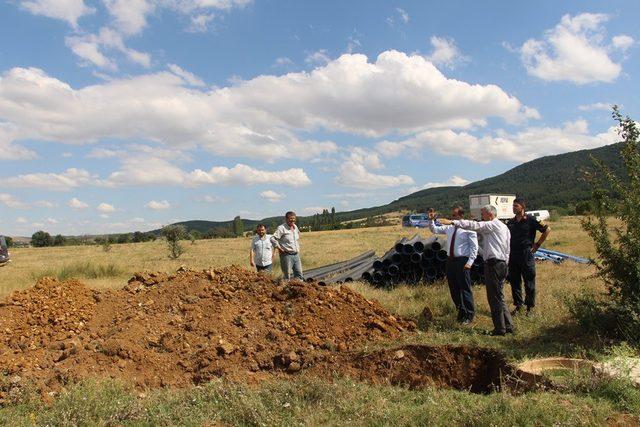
[428,207,478,324]
[507,197,551,316]
[439,204,514,336]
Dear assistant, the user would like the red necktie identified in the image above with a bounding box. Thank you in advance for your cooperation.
[449,226,458,260]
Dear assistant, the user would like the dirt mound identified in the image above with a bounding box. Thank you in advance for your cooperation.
[0,266,414,401]
[311,344,527,394]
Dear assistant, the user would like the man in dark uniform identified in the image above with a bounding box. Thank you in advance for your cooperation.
[507,197,551,316]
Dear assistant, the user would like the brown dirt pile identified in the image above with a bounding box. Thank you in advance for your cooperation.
[0,266,414,400]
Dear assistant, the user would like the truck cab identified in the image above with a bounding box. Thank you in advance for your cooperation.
[0,236,10,265]
[402,213,429,228]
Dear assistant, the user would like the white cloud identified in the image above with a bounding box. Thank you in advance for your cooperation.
[407,175,470,193]
[518,13,627,84]
[612,34,634,52]
[16,217,28,224]
[578,102,615,111]
[34,200,57,208]
[168,64,205,87]
[0,52,536,162]
[0,193,29,209]
[195,195,228,203]
[305,49,331,65]
[66,27,151,70]
[103,0,155,36]
[396,8,409,24]
[260,190,285,202]
[335,149,413,189]
[188,13,215,32]
[146,200,171,210]
[273,57,294,68]
[97,202,117,213]
[20,0,94,28]
[100,214,110,219]
[4,168,96,191]
[68,197,89,209]
[47,218,58,224]
[425,36,469,69]
[301,206,327,215]
[387,7,409,27]
[376,120,619,163]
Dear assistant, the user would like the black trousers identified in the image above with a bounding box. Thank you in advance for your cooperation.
[484,259,514,333]
[508,249,537,308]
[445,257,475,320]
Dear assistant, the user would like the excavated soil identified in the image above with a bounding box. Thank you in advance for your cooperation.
[0,266,532,402]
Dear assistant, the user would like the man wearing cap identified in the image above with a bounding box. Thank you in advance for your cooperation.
[428,206,478,324]
[439,204,513,336]
[507,197,551,316]
[271,211,304,280]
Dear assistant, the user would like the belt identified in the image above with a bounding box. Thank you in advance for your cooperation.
[284,251,298,255]
[485,258,506,265]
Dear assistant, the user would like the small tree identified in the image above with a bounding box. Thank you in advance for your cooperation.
[162,225,186,259]
[578,106,640,342]
[189,230,201,244]
[53,234,66,246]
[31,230,53,247]
[232,215,244,236]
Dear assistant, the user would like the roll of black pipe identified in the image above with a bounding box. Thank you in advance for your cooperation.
[413,241,425,253]
[410,252,422,263]
[394,242,405,252]
[388,264,400,276]
[373,259,384,271]
[425,267,437,280]
[422,248,435,260]
[402,244,415,255]
[436,250,448,262]
[420,257,432,269]
[431,241,442,251]
[373,271,384,283]
[383,258,393,268]
[362,271,373,282]
[391,252,403,263]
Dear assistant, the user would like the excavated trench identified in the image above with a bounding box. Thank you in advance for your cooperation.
[0,268,540,402]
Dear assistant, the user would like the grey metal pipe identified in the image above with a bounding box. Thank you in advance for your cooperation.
[305,250,376,280]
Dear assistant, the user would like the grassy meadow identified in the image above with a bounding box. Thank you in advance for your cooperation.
[1,215,639,426]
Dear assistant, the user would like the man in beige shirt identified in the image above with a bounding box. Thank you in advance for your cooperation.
[270,211,303,280]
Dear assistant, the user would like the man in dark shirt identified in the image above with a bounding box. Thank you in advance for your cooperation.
[507,197,551,316]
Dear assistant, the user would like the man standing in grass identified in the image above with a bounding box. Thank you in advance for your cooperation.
[271,211,304,280]
[428,207,478,325]
[250,224,275,273]
[439,205,514,336]
[507,197,551,316]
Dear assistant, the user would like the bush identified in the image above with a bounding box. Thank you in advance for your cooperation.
[576,106,640,343]
[31,230,53,247]
[162,225,186,259]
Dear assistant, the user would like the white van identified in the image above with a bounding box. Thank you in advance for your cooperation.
[469,194,516,220]
[527,210,550,222]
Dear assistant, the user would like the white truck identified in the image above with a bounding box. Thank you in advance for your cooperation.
[469,194,516,220]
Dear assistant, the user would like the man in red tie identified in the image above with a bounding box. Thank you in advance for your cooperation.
[428,206,478,324]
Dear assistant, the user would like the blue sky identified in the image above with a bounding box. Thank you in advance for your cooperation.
[0,0,638,236]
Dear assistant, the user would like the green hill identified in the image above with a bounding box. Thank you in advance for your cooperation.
[165,142,624,233]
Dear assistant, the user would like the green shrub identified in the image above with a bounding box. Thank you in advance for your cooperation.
[162,225,186,259]
[577,106,640,343]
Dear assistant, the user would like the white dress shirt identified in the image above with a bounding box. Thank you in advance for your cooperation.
[429,220,478,267]
[270,223,300,254]
[251,234,273,267]
[453,218,511,262]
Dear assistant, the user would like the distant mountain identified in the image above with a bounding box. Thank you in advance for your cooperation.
[163,142,624,233]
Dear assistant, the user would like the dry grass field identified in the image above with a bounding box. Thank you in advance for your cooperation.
[1,215,639,425]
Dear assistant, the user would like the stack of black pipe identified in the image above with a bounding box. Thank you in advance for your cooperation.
[308,235,485,288]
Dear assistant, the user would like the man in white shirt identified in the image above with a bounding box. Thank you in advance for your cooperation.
[428,206,478,324]
[439,204,514,336]
[270,211,304,280]
[250,224,275,273]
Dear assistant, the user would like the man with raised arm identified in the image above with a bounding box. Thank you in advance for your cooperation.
[438,204,514,336]
[428,206,478,324]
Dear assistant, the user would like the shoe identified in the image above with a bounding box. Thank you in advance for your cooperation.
[461,319,472,326]
[511,306,523,316]
[456,311,464,322]
[525,307,535,317]
[505,328,516,334]
[488,330,506,336]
